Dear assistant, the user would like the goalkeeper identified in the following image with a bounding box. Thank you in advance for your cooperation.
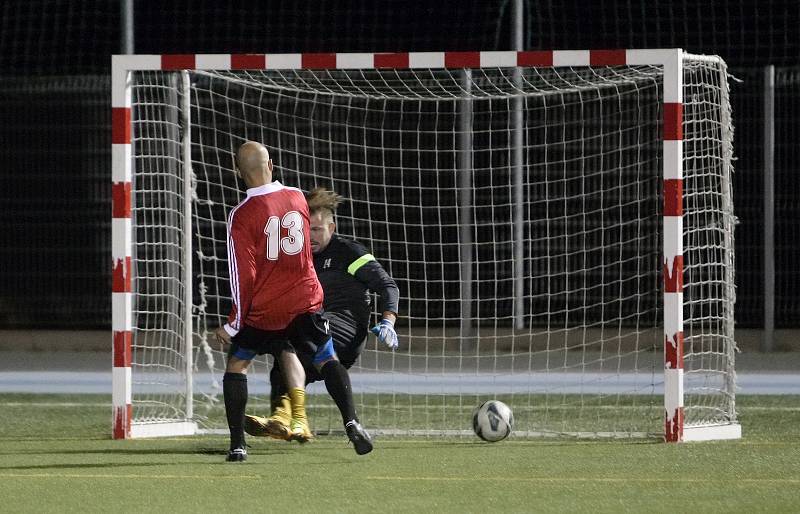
[246,187,400,454]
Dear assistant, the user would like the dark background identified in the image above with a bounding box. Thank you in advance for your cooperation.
[0,0,797,329]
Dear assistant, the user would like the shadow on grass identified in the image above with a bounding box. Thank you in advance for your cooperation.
[0,462,172,472]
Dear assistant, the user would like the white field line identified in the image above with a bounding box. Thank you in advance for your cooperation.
[0,472,797,485]
[4,402,800,413]
[366,476,800,484]
[1,402,110,407]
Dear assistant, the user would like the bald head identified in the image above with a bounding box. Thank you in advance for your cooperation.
[235,141,273,187]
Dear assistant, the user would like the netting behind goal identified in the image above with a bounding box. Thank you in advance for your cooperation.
[117,51,736,440]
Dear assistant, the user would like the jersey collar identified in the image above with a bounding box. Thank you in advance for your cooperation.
[246,181,284,197]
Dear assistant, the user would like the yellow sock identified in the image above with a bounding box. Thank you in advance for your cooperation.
[288,387,307,422]
[272,393,292,423]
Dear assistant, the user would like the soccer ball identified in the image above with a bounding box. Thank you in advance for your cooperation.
[472,400,513,442]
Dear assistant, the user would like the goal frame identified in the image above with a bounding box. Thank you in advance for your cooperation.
[111,49,740,442]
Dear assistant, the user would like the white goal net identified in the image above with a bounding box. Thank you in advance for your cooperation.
[115,51,737,440]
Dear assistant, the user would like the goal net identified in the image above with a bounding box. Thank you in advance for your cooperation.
[111,50,738,441]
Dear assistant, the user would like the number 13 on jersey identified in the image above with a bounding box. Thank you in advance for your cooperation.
[263,211,304,260]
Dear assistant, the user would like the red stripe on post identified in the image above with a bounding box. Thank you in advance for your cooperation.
[517,51,553,67]
[111,108,131,145]
[590,49,627,66]
[231,54,265,69]
[112,256,131,293]
[113,331,132,367]
[112,182,131,218]
[663,179,683,216]
[374,52,409,68]
[113,404,132,439]
[161,54,196,70]
[663,255,684,293]
[664,331,684,369]
[444,52,481,68]
[302,53,337,69]
[665,407,684,442]
[664,103,683,140]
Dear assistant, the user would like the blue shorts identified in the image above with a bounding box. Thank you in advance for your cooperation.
[232,345,259,361]
[312,338,336,365]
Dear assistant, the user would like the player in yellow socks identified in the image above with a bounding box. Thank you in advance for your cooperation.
[287,386,312,442]
[214,141,329,461]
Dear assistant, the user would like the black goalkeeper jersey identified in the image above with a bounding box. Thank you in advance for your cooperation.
[313,234,399,342]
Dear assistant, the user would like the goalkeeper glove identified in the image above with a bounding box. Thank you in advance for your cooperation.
[371,318,399,350]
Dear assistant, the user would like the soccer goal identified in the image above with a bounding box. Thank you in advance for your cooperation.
[111,49,739,442]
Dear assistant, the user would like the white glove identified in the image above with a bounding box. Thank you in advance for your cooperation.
[371,319,399,350]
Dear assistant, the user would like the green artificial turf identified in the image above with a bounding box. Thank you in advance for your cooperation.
[0,394,797,513]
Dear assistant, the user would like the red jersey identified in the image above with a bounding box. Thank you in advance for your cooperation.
[222,181,323,335]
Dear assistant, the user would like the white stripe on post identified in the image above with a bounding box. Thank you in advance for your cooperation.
[480,51,517,68]
[664,368,684,415]
[663,140,683,180]
[553,50,590,66]
[663,292,683,348]
[626,48,674,66]
[112,366,132,406]
[112,218,131,263]
[111,55,160,108]
[663,217,683,265]
[626,48,682,103]
[112,145,131,182]
[195,54,231,70]
[265,53,303,69]
[661,50,683,104]
[112,293,133,331]
[409,52,445,69]
[336,53,374,69]
[111,66,130,108]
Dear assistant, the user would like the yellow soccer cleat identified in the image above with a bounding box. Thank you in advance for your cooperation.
[289,418,314,443]
[263,414,292,440]
[244,413,292,441]
[244,414,270,437]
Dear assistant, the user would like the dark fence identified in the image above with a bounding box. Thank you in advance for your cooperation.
[0,0,797,328]
[0,76,110,327]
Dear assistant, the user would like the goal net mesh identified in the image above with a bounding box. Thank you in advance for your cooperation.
[129,56,735,438]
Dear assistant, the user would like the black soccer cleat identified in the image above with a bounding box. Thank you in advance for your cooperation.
[226,447,247,462]
[345,421,373,455]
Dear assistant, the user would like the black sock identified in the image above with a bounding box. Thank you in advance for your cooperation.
[223,372,248,449]
[321,360,358,425]
[269,364,287,411]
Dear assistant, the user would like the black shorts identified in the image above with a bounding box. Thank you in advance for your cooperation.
[325,311,368,369]
[229,311,331,362]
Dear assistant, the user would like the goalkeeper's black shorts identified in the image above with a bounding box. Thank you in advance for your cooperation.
[325,311,368,369]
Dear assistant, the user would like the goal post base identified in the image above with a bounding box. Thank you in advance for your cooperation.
[682,423,742,442]
[130,421,198,439]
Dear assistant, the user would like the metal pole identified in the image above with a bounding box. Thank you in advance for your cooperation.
[512,0,525,329]
[181,71,194,418]
[762,65,775,352]
[120,0,134,54]
[459,70,474,348]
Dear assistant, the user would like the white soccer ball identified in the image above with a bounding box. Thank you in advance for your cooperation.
[472,400,514,442]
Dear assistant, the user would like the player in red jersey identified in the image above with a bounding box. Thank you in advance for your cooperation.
[214,141,332,462]
[245,188,396,455]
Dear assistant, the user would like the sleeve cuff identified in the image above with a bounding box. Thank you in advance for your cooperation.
[223,323,239,337]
